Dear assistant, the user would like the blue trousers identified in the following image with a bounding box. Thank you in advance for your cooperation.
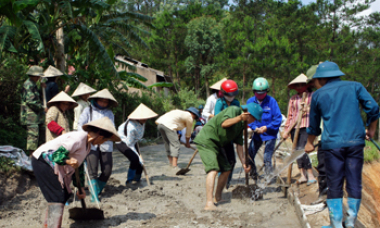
[248,138,276,174]
[323,145,364,199]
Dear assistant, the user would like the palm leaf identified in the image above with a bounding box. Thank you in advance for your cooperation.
[0,26,17,57]
[148,82,174,88]
[118,71,147,82]
[74,24,117,76]
[23,20,44,51]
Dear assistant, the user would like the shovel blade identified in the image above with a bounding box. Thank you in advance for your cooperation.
[176,168,190,176]
[69,207,104,220]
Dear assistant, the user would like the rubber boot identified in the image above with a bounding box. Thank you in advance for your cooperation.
[345,198,361,228]
[47,203,64,228]
[89,179,100,203]
[97,180,107,196]
[134,173,142,182]
[322,198,343,228]
[126,169,136,186]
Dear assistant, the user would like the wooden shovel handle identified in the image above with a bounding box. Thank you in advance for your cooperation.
[185,149,198,169]
[136,143,151,186]
[75,168,86,209]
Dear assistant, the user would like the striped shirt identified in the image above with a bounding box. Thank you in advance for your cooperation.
[284,91,313,132]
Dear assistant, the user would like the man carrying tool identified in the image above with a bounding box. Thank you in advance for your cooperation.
[247,77,282,181]
[20,66,46,155]
[194,103,262,210]
[305,61,380,228]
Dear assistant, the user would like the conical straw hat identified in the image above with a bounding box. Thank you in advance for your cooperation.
[82,117,121,142]
[43,65,64,77]
[47,91,78,109]
[210,78,227,90]
[128,103,158,120]
[89,89,118,107]
[288,73,308,88]
[72,82,97,97]
[26,66,44,76]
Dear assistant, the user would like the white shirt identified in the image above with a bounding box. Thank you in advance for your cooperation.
[202,93,218,122]
[73,99,89,130]
[155,110,193,138]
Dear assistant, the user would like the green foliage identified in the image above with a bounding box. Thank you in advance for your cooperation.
[364,140,380,163]
[0,157,21,175]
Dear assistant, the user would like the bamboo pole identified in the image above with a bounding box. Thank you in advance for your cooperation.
[244,121,249,186]
[287,92,307,185]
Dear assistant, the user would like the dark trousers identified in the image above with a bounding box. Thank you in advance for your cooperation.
[248,137,276,174]
[323,145,364,199]
[116,142,143,175]
[317,147,327,193]
[86,148,113,182]
[32,157,70,203]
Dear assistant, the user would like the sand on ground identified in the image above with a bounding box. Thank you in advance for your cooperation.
[0,143,302,228]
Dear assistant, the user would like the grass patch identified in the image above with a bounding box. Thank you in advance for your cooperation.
[364,140,380,163]
[0,157,21,176]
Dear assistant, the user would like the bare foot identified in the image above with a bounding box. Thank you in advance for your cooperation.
[204,201,218,211]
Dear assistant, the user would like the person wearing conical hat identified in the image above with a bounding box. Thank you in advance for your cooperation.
[77,88,118,203]
[43,65,70,102]
[202,78,227,122]
[71,83,97,130]
[31,117,120,228]
[304,61,379,228]
[282,73,317,185]
[45,91,78,142]
[116,104,158,187]
[21,65,45,155]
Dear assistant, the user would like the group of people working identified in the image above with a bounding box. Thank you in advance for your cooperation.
[21,60,379,228]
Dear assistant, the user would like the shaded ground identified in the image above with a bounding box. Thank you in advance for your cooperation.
[0,143,301,228]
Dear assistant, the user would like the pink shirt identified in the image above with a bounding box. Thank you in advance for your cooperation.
[284,91,313,133]
[33,131,91,193]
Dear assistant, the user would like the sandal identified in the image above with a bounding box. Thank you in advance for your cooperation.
[307,179,317,186]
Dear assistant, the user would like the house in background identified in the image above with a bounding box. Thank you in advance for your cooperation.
[115,55,176,96]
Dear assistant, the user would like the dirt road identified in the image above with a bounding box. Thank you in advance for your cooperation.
[0,143,301,228]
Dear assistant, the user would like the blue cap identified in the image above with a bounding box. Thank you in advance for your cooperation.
[198,104,204,110]
[313,61,345,79]
[241,103,263,121]
[186,107,200,119]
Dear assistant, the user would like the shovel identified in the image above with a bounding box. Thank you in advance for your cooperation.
[176,146,198,176]
[136,143,151,186]
[69,168,104,220]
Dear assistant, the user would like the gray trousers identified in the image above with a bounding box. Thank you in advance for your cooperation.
[86,147,113,182]
[158,124,180,158]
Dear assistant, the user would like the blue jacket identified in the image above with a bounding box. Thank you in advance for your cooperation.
[247,95,282,141]
[307,78,380,150]
[214,97,240,115]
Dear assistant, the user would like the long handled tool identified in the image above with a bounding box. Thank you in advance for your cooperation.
[244,121,249,186]
[176,146,198,176]
[69,168,104,220]
[369,138,380,151]
[136,143,151,186]
[287,92,307,185]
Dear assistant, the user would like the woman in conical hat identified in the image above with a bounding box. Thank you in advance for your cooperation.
[71,83,97,130]
[116,103,158,187]
[32,117,120,228]
[202,78,227,122]
[43,66,70,102]
[46,91,78,142]
[282,73,316,185]
[77,88,118,203]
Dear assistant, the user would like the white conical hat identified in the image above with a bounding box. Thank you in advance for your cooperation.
[288,73,308,87]
[89,89,118,107]
[43,65,64,77]
[82,117,121,142]
[128,103,158,120]
[210,78,227,90]
[47,91,78,109]
[71,82,97,97]
[26,66,44,76]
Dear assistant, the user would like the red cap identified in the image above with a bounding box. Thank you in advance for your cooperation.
[221,80,239,96]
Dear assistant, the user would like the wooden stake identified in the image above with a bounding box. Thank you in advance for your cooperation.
[244,121,249,186]
[287,92,307,185]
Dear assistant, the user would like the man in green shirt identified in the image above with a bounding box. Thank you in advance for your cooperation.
[194,103,263,210]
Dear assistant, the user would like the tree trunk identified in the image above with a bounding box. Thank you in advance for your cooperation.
[242,64,247,103]
[54,23,65,72]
